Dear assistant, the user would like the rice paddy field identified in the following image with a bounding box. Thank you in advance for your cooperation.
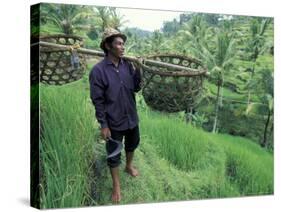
[36,69,273,208]
[30,6,274,209]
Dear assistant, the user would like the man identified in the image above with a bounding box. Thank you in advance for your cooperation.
[89,28,142,203]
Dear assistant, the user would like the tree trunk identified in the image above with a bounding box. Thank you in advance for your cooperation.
[185,107,193,124]
[219,85,223,107]
[212,84,221,133]
[247,88,251,106]
[269,121,274,149]
[247,62,256,107]
[261,109,271,148]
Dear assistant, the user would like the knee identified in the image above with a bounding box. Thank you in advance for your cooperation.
[125,137,140,152]
[107,153,121,168]
[106,139,122,168]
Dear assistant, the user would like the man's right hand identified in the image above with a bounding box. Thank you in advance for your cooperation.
[101,127,111,140]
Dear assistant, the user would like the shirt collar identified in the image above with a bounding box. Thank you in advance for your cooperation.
[105,56,124,66]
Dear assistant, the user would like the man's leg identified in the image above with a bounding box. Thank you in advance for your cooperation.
[109,167,121,203]
[106,129,124,203]
[124,125,140,177]
[125,151,139,177]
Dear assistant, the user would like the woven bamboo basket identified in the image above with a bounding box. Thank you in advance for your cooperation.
[39,34,87,85]
[141,54,206,112]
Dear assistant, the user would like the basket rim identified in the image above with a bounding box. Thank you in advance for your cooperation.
[146,53,203,65]
[39,34,84,41]
[142,53,208,77]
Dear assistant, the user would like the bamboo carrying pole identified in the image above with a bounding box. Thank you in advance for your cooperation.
[36,41,208,77]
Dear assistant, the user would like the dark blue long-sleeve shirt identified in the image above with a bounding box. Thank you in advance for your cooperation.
[89,56,142,131]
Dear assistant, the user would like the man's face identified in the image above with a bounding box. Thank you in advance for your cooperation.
[106,36,125,58]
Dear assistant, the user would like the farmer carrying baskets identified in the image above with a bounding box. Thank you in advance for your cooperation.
[89,28,143,203]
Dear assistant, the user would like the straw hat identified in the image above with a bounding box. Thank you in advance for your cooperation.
[100,27,127,51]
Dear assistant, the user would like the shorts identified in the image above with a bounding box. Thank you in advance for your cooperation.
[106,125,140,168]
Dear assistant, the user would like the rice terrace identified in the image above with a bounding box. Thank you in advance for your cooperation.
[30,3,274,209]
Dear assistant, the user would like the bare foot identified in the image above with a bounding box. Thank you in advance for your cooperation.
[111,185,121,203]
[125,166,139,177]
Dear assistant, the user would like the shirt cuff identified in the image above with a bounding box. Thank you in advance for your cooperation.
[100,122,109,129]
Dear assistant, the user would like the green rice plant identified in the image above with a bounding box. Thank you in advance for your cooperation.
[139,108,232,198]
[38,73,273,206]
[213,133,273,195]
[39,83,98,208]
[140,109,221,171]
[31,84,40,207]
[139,107,273,198]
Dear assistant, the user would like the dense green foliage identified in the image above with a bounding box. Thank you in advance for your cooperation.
[35,3,274,208]
[38,3,274,148]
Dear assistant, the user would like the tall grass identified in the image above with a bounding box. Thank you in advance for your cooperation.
[38,80,273,207]
[31,84,40,207]
[213,133,273,195]
[139,108,232,198]
[39,82,98,208]
[140,109,221,172]
[138,105,273,198]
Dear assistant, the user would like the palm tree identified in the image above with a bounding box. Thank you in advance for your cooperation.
[177,15,213,57]
[93,7,113,32]
[201,29,237,133]
[257,68,274,148]
[40,3,94,35]
[109,8,129,30]
[245,17,271,106]
[177,15,236,132]
[244,66,273,149]
[92,7,128,33]
[261,94,273,148]
[124,32,142,55]
[145,30,170,54]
